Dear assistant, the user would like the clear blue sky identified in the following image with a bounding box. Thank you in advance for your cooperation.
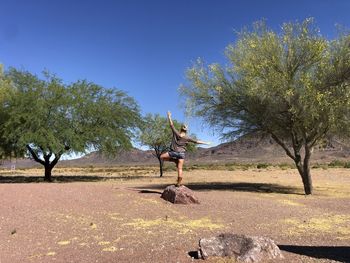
[1,0,349,147]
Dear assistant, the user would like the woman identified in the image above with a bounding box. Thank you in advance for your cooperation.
[160,111,210,186]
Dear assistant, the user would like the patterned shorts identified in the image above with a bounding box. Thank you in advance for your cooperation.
[168,151,185,160]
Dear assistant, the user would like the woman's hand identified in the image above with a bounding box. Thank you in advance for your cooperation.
[167,111,171,118]
[196,140,212,145]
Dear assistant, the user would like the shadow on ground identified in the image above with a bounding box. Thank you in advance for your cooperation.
[134,182,303,195]
[188,246,350,261]
[188,251,201,259]
[279,245,350,262]
[0,175,153,184]
[138,189,163,194]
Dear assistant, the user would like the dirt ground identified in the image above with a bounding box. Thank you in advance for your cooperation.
[0,167,349,263]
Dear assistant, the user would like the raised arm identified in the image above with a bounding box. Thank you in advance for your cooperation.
[167,111,174,127]
[167,111,180,136]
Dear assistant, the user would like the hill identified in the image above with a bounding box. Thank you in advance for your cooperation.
[1,134,349,169]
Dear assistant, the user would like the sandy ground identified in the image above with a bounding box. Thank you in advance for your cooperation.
[0,167,349,263]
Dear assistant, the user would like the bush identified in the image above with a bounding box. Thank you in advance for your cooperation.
[329,159,346,168]
[256,163,269,169]
[278,163,294,170]
[312,163,325,169]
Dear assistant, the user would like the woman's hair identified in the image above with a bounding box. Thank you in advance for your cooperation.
[180,124,188,133]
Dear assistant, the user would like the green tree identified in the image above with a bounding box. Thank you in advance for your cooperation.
[0,64,22,158]
[139,113,197,177]
[181,19,350,195]
[4,68,141,181]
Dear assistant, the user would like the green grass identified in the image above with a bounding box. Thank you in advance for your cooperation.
[328,159,350,168]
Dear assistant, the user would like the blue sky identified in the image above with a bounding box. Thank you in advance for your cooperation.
[1,0,349,148]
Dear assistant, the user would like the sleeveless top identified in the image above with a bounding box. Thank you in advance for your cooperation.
[170,124,197,152]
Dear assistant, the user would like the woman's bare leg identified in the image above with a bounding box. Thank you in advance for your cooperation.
[176,159,184,186]
[160,152,171,162]
[160,152,176,163]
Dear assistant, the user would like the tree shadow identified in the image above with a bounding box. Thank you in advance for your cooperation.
[279,245,350,262]
[138,189,163,194]
[0,175,151,184]
[188,251,200,259]
[134,182,303,195]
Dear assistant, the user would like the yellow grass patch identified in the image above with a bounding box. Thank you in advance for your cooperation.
[28,253,43,259]
[107,212,123,221]
[123,217,224,234]
[315,186,350,198]
[138,198,160,204]
[102,246,118,252]
[277,199,304,206]
[98,241,111,245]
[57,240,71,245]
[46,251,56,256]
[282,214,350,239]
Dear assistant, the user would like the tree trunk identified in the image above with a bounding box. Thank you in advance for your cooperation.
[44,165,53,182]
[302,145,313,195]
[269,134,314,195]
[301,165,313,195]
[294,147,313,195]
[158,157,164,177]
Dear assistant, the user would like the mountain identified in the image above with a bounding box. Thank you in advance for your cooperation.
[187,135,350,164]
[1,135,349,168]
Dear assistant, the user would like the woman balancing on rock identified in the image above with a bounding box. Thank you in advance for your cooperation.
[160,111,211,187]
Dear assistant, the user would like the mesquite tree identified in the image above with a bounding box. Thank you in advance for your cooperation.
[181,19,350,195]
[4,68,141,181]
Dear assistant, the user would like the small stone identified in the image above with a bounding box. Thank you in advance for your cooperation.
[161,185,200,204]
[199,233,284,262]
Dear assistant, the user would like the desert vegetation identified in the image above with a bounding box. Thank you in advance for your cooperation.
[181,19,350,194]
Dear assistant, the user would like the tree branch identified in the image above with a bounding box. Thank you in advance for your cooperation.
[26,145,45,165]
[270,132,296,161]
[50,153,62,169]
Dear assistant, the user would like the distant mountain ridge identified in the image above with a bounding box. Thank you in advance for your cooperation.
[1,134,349,168]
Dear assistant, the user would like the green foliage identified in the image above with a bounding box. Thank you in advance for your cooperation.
[181,18,350,194]
[139,114,173,157]
[2,68,141,177]
[328,159,350,168]
[182,19,350,142]
[0,64,21,158]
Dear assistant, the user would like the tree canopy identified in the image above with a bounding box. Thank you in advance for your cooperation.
[181,19,350,194]
[3,68,141,180]
[0,65,20,158]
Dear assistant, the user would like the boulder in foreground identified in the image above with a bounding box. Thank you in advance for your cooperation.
[198,233,283,262]
[161,185,200,204]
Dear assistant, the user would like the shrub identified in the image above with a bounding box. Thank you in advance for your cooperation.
[329,160,346,168]
[257,163,269,169]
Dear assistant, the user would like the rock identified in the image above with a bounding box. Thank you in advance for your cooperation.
[161,185,200,204]
[198,233,284,262]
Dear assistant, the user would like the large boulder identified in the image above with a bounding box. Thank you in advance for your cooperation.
[161,185,200,204]
[198,233,283,262]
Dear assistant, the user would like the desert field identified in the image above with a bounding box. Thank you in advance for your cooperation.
[0,166,349,263]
